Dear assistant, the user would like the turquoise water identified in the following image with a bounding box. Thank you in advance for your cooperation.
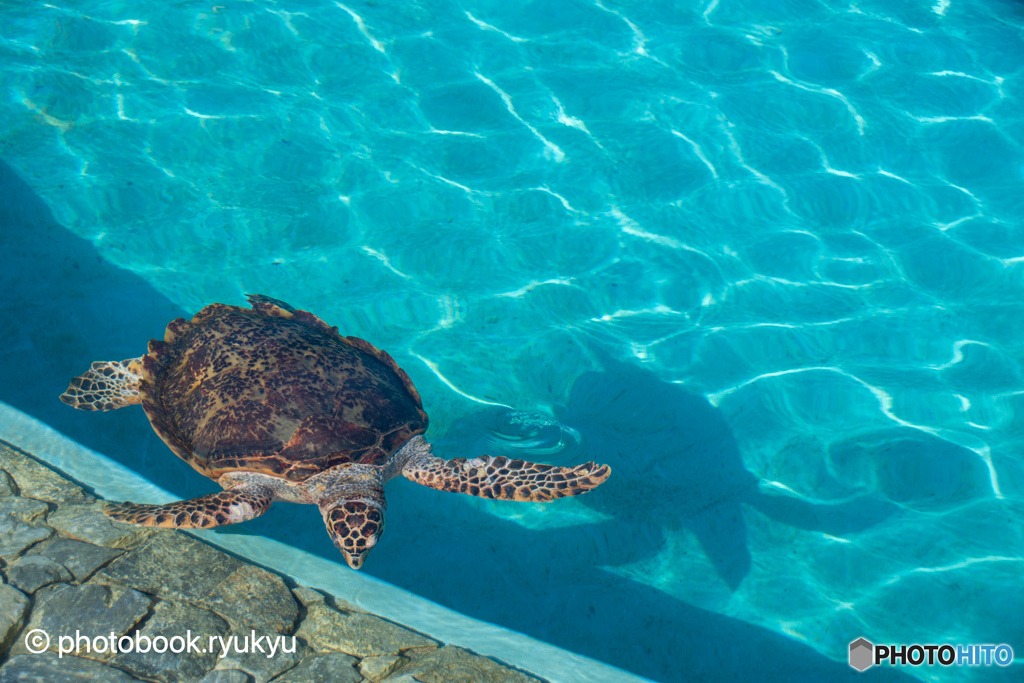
[2,0,1024,681]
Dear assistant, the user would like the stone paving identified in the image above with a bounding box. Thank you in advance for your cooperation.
[0,440,543,683]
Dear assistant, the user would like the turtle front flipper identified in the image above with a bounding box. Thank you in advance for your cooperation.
[60,358,145,411]
[402,454,611,502]
[104,488,273,528]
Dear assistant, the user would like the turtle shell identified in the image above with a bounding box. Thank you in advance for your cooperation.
[138,295,428,482]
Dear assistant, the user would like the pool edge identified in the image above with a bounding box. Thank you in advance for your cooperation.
[0,401,653,683]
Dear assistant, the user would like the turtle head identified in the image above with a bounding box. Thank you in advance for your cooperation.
[321,499,385,570]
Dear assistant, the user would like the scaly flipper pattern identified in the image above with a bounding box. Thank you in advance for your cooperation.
[104,488,273,529]
[60,358,144,411]
[402,454,611,502]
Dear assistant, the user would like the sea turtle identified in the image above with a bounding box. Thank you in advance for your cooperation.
[60,295,610,569]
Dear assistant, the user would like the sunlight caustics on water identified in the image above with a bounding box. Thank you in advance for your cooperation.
[2,1,1024,681]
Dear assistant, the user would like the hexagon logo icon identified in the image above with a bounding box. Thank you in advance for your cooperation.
[849,638,874,672]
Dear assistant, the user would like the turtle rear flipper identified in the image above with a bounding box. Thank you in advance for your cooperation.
[60,358,144,411]
[403,454,611,502]
[104,487,273,528]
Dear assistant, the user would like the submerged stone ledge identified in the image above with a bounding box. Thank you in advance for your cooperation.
[0,440,545,683]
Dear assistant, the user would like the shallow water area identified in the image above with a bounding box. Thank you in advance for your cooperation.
[3,0,1024,681]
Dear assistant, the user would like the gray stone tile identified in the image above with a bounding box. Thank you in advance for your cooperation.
[358,654,402,681]
[399,645,544,683]
[208,631,306,683]
[6,554,73,594]
[99,532,244,601]
[0,652,144,682]
[270,652,361,683]
[290,586,325,608]
[0,442,93,505]
[112,599,229,683]
[11,582,151,659]
[46,503,153,549]
[0,583,29,653]
[295,603,437,658]
[0,469,17,496]
[196,564,299,635]
[0,496,49,523]
[0,514,52,558]
[198,670,254,683]
[35,537,124,582]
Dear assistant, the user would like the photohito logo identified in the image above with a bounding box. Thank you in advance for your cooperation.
[849,638,1013,671]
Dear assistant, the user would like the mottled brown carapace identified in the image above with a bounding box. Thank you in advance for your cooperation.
[138,295,428,482]
[62,295,611,570]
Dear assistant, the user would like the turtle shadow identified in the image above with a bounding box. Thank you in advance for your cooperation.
[0,157,202,497]
[447,357,900,591]
[347,356,910,683]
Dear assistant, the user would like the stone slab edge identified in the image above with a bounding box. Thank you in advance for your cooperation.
[0,401,651,683]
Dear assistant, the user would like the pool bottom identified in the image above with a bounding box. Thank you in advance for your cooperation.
[0,400,649,683]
